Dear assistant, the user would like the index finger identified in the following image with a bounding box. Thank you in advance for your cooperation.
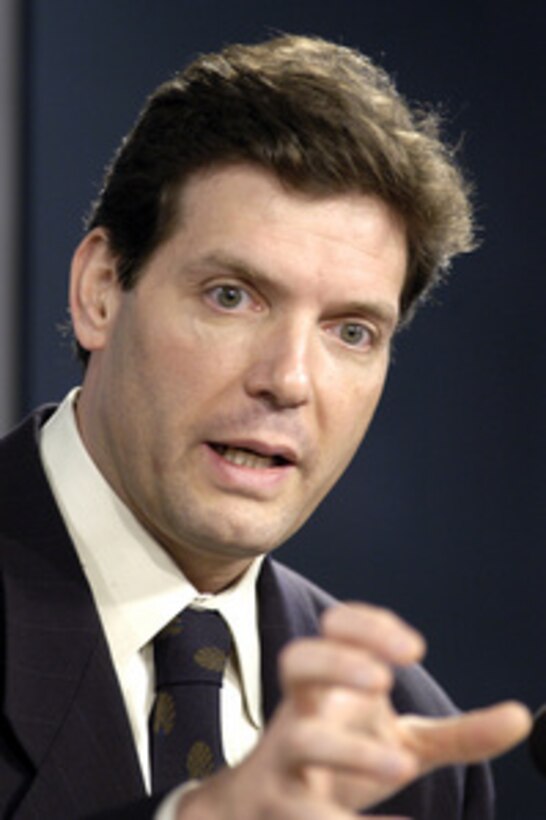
[400,700,532,771]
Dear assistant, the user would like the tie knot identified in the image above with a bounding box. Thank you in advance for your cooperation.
[154,608,231,689]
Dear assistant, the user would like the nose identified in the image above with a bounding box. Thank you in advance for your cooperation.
[244,320,314,409]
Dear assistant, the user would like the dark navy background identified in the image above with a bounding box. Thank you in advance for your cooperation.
[19,2,546,816]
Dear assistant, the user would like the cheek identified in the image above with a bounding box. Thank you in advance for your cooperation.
[128,336,237,449]
[147,314,242,381]
[327,370,386,439]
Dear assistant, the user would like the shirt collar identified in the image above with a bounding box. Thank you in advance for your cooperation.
[39,388,263,727]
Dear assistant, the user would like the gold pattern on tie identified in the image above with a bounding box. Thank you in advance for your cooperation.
[152,692,176,736]
[158,616,183,639]
[194,646,229,672]
[187,740,215,779]
[149,607,232,792]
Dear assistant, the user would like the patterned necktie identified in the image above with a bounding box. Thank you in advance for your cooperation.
[149,607,231,793]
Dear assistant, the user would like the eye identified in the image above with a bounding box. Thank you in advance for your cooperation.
[335,321,375,350]
[207,284,250,310]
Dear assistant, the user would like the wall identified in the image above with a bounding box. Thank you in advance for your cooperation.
[0,0,21,430]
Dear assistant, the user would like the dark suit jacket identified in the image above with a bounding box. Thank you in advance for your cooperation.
[0,407,494,819]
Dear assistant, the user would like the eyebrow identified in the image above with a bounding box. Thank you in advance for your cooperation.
[195,251,272,284]
[330,298,400,331]
[193,250,400,331]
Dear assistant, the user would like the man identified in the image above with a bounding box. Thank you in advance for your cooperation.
[0,34,530,819]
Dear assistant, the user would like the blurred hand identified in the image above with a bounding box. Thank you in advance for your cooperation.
[175,602,531,819]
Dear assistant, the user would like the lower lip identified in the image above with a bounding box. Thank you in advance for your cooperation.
[202,444,295,496]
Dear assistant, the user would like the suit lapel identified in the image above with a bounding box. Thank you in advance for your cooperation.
[0,410,330,812]
[0,409,145,816]
[257,558,334,723]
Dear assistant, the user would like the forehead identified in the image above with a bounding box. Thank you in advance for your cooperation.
[175,163,407,254]
[156,163,408,316]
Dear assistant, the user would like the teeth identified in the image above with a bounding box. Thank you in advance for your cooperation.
[219,446,275,469]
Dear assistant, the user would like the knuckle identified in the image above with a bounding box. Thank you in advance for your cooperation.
[284,719,316,760]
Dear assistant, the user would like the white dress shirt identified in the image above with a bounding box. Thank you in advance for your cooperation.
[39,388,264,806]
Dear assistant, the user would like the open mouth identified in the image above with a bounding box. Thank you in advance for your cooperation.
[210,443,291,470]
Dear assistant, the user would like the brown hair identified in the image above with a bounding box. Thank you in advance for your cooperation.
[81,34,475,362]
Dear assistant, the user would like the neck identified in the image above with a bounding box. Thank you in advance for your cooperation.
[166,548,257,594]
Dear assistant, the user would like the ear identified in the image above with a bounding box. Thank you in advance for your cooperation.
[69,227,122,354]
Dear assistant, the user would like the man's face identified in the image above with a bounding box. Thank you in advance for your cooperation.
[74,164,407,589]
